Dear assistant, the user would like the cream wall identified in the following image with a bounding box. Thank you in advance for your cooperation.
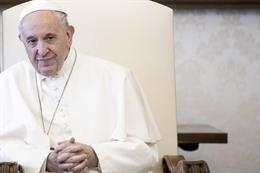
[0,8,3,72]
[0,6,10,72]
[174,8,260,173]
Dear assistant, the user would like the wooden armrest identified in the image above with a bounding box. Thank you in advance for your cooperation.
[162,155,210,173]
[162,155,185,173]
[0,162,24,173]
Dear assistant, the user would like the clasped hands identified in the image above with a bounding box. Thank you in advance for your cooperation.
[46,137,98,173]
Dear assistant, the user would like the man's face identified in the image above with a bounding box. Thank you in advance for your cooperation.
[19,10,74,76]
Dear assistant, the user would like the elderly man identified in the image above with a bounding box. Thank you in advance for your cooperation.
[0,0,160,173]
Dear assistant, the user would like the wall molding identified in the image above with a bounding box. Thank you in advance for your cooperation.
[0,0,28,6]
[1,0,260,8]
[152,0,260,8]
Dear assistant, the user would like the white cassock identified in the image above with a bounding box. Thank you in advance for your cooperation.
[0,48,161,173]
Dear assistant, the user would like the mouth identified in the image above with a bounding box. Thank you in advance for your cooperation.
[37,57,52,61]
[37,58,54,66]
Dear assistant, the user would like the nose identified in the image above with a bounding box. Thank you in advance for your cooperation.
[36,41,49,57]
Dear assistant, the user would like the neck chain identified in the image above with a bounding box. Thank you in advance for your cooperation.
[35,49,77,135]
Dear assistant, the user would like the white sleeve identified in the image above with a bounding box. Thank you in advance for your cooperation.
[0,138,50,173]
[0,74,50,173]
[92,137,159,173]
[91,70,160,173]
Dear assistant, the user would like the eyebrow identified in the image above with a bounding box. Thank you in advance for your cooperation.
[25,36,36,41]
[25,33,57,40]
[44,33,57,38]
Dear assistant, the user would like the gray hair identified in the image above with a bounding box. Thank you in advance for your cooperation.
[54,11,69,29]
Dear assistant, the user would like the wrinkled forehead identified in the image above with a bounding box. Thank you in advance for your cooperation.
[19,0,66,23]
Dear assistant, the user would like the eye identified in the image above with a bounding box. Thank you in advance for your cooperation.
[45,35,56,42]
[47,36,54,40]
[26,38,37,47]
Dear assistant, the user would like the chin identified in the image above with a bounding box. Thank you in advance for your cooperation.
[39,70,57,77]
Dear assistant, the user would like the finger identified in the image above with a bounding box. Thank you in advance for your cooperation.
[55,142,68,153]
[70,159,88,172]
[55,141,76,153]
[57,152,74,163]
[61,144,84,154]
[58,137,75,145]
[69,137,75,143]
[63,153,89,163]
[58,162,75,170]
[79,167,89,173]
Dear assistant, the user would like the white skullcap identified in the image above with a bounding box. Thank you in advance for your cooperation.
[19,0,66,22]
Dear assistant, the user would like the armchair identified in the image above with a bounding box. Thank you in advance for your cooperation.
[1,1,178,172]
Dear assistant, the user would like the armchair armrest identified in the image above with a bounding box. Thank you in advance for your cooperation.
[163,155,185,173]
[162,155,210,173]
[0,162,24,173]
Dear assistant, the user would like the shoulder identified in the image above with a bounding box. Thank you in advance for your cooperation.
[0,60,33,81]
[76,52,132,78]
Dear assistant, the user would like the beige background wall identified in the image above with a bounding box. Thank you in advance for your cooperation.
[0,5,10,72]
[174,8,260,173]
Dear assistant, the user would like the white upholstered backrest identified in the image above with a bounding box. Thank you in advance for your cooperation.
[2,1,177,172]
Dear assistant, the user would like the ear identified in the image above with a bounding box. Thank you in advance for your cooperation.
[18,34,23,42]
[18,34,27,47]
[66,25,75,46]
